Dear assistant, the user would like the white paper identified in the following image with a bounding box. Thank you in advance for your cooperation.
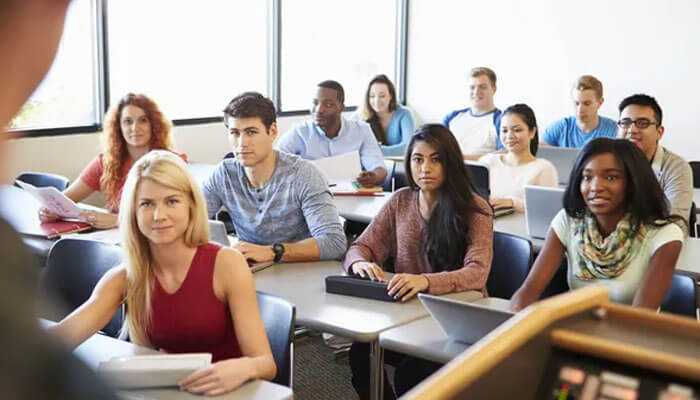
[16,180,83,219]
[99,353,211,389]
[309,151,362,185]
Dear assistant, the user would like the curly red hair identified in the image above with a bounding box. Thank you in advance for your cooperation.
[100,93,174,208]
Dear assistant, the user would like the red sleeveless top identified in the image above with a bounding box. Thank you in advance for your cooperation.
[148,243,242,362]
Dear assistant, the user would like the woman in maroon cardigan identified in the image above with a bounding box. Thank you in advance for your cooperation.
[343,123,494,399]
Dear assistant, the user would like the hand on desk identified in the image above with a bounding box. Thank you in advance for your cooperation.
[179,358,250,396]
[233,241,274,263]
[79,210,118,229]
[387,273,429,302]
[356,171,379,188]
[351,261,386,281]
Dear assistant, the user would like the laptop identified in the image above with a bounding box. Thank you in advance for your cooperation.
[465,161,490,199]
[537,146,580,185]
[419,293,514,344]
[208,220,230,246]
[524,185,565,239]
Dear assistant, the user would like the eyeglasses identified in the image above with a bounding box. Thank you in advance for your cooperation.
[617,118,658,129]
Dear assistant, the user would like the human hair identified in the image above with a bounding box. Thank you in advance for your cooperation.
[470,66,497,87]
[404,124,488,270]
[118,150,210,345]
[101,93,174,210]
[502,103,539,156]
[573,75,604,99]
[618,93,663,126]
[563,138,682,228]
[223,91,277,130]
[361,74,398,144]
[317,80,345,104]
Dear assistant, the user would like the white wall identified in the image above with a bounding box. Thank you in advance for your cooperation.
[406,0,700,160]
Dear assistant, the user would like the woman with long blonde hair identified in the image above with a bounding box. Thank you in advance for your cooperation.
[48,151,276,396]
[39,93,186,229]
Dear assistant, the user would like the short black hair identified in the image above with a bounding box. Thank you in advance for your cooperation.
[618,93,663,126]
[223,91,276,130]
[317,80,345,104]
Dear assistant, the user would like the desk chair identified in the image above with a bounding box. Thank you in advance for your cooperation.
[689,161,700,188]
[540,258,570,299]
[487,232,533,299]
[690,202,697,238]
[39,238,124,337]
[660,271,698,319]
[15,171,70,191]
[257,291,296,387]
[383,159,409,192]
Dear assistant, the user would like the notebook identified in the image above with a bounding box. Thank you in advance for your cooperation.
[98,353,211,389]
[39,220,92,239]
[524,185,565,239]
[418,293,514,344]
[536,146,580,185]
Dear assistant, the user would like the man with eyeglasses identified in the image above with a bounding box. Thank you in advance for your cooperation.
[617,93,693,235]
[203,92,346,263]
[543,75,618,148]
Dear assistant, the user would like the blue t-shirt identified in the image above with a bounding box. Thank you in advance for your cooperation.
[543,115,617,148]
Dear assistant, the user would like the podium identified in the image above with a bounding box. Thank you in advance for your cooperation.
[403,286,700,399]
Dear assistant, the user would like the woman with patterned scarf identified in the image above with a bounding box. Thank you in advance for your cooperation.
[511,138,684,310]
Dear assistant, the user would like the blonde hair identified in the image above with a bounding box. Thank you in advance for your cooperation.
[117,150,209,344]
[469,67,497,87]
[573,75,604,99]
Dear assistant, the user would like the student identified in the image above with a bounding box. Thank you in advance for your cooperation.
[443,66,503,160]
[510,138,684,311]
[343,124,494,399]
[203,92,346,263]
[543,75,617,148]
[479,104,558,212]
[48,151,276,396]
[0,1,118,398]
[39,93,185,229]
[277,80,387,187]
[616,93,693,235]
[359,74,415,156]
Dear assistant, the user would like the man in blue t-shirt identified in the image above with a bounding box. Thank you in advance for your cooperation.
[543,75,617,148]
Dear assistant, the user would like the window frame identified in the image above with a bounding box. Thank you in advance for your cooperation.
[12,0,409,138]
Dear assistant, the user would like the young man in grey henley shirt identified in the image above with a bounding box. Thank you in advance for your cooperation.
[203,92,346,263]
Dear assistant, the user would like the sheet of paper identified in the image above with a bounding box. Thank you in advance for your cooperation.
[16,180,83,219]
[309,151,362,185]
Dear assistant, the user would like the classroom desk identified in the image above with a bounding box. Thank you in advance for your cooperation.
[378,297,511,364]
[73,331,293,400]
[333,193,700,274]
[253,260,483,400]
[0,185,57,260]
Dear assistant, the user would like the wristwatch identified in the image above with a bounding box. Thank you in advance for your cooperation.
[272,243,285,263]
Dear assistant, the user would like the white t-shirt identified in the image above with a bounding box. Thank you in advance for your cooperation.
[478,154,558,212]
[551,209,684,304]
[448,110,498,156]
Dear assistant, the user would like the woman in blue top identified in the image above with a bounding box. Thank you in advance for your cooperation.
[361,74,415,156]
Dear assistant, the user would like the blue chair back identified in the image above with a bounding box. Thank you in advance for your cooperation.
[540,258,570,299]
[488,232,533,299]
[39,238,124,337]
[15,171,70,191]
[257,291,296,387]
[660,272,698,318]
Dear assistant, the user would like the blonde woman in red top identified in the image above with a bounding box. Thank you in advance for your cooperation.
[39,93,186,229]
[48,151,275,396]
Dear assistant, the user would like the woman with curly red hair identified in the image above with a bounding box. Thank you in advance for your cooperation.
[39,93,186,229]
